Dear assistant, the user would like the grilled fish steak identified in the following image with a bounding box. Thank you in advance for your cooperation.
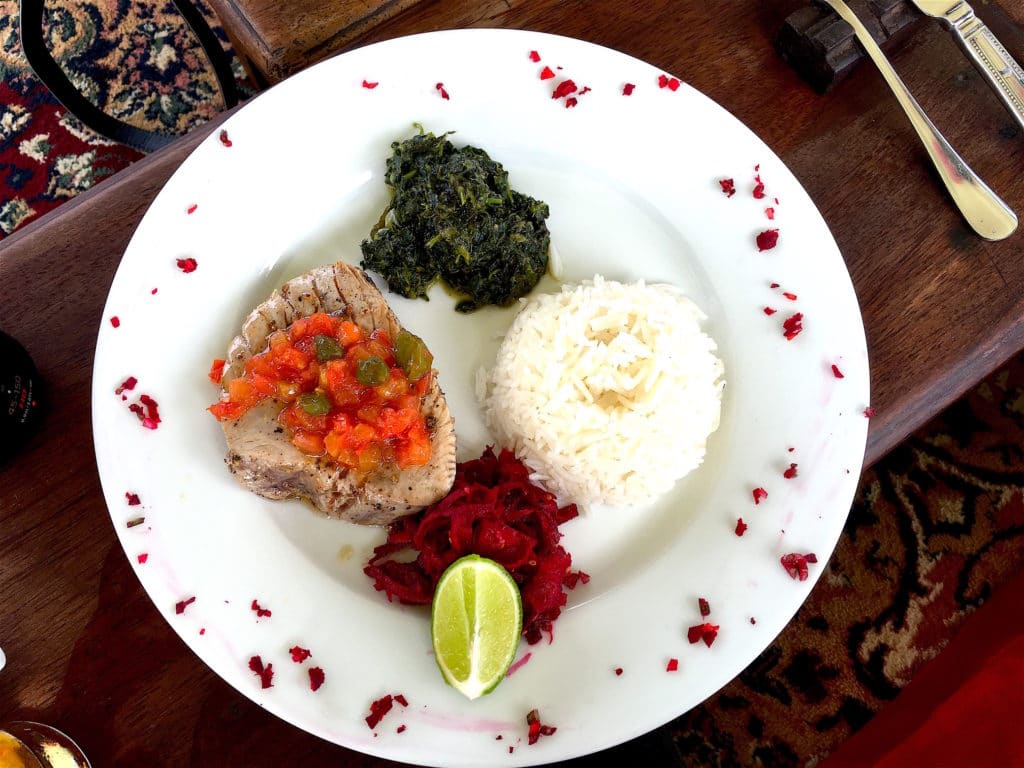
[217,262,456,525]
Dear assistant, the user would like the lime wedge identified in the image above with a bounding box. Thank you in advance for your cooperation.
[431,554,523,700]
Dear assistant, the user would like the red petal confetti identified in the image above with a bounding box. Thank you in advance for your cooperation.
[289,646,312,663]
[126,516,145,528]
[783,463,798,479]
[551,79,577,99]
[110,316,120,328]
[780,552,818,581]
[564,97,578,108]
[208,358,226,384]
[735,517,748,536]
[766,207,776,220]
[614,667,623,676]
[578,86,591,96]
[783,312,804,341]
[622,82,635,95]
[539,66,555,80]
[832,364,845,379]
[752,487,767,505]
[396,724,406,734]
[200,627,206,635]
[365,694,394,729]
[698,597,711,617]
[770,281,780,289]
[763,306,777,316]
[783,292,798,301]
[137,553,148,564]
[687,622,720,647]
[394,694,409,707]
[657,74,680,90]
[562,570,589,589]
[151,287,158,295]
[248,655,274,689]
[666,658,679,672]
[128,394,161,429]
[719,178,736,198]
[115,376,138,396]
[175,596,196,614]
[364,447,579,646]
[750,617,757,625]
[218,129,232,147]
[186,203,198,215]
[435,82,450,100]
[864,406,877,418]
[753,181,766,199]
[308,666,325,691]
[250,599,272,619]
[125,492,141,506]
[526,709,557,745]
[756,229,780,252]
[529,50,541,62]
[176,257,198,273]
[361,79,378,89]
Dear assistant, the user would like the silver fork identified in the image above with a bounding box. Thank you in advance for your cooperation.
[909,0,1024,133]
[825,0,1017,241]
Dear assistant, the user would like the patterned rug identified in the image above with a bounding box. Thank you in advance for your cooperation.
[3,3,1024,766]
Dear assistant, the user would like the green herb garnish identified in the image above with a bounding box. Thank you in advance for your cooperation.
[360,128,551,313]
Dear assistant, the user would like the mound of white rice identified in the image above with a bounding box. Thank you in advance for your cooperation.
[478,276,724,508]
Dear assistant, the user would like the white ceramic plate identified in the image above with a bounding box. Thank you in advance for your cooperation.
[92,29,869,767]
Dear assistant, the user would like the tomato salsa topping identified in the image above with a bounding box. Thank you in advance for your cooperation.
[208,312,434,475]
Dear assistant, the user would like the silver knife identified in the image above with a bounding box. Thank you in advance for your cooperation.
[910,0,1024,133]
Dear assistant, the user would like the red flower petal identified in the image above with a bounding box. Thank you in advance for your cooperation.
[686,622,720,647]
[396,724,406,734]
[435,82,450,100]
[666,658,679,672]
[719,178,736,198]
[735,517,748,536]
[218,129,232,147]
[115,377,138,396]
[783,292,798,301]
[526,709,557,745]
[564,97,578,108]
[361,79,378,89]
[365,694,394,729]
[248,655,274,688]
[528,50,541,62]
[622,82,635,95]
[756,229,780,252]
[614,667,623,676]
[658,74,669,88]
[175,596,196,614]
[765,206,775,220]
[832,364,845,379]
[125,492,141,506]
[752,487,767,505]
[780,552,817,581]
[753,181,766,199]
[763,306,777,316]
[250,599,272,619]
[176,257,198,273]
[151,287,158,295]
[551,79,577,99]
[783,463,798,479]
[394,694,409,707]
[290,646,312,663]
[540,66,555,80]
[186,203,198,215]
[698,597,711,617]
[110,316,120,328]
[864,406,877,418]
[783,312,804,341]
[137,553,148,564]
[308,666,325,691]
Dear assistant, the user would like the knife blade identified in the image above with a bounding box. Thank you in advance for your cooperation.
[909,0,1024,133]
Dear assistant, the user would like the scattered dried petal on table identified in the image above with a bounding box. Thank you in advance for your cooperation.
[248,655,274,688]
[783,463,798,479]
[735,517,748,536]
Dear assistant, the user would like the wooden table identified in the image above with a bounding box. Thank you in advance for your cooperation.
[2,1,1023,764]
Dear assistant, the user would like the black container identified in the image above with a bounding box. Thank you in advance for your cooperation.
[0,331,43,463]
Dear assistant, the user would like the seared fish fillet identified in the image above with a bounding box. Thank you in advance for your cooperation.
[217,262,456,525]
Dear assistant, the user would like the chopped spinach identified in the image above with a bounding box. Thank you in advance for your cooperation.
[360,129,550,312]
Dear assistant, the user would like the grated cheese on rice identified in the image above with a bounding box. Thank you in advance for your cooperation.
[478,276,724,508]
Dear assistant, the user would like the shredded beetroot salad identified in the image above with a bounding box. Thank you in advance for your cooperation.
[364,447,585,644]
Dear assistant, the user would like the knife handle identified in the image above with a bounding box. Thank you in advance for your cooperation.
[940,6,1024,133]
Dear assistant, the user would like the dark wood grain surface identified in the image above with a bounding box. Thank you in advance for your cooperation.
[2,1,1024,765]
